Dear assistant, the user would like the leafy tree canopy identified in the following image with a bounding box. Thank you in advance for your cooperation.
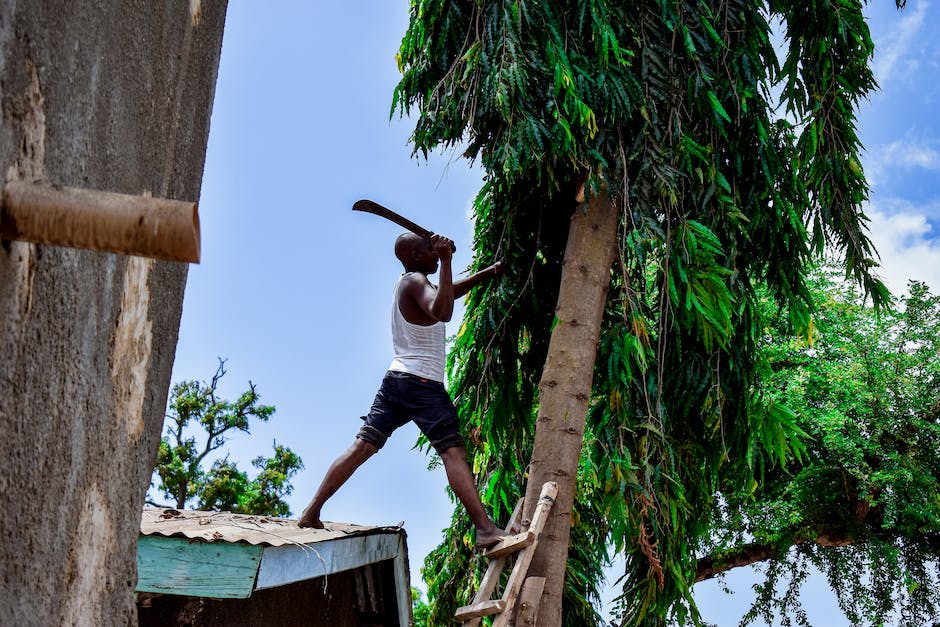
[694,267,940,626]
[392,0,907,624]
[150,360,303,518]
[413,587,432,627]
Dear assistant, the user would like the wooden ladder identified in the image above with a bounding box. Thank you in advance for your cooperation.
[455,481,558,627]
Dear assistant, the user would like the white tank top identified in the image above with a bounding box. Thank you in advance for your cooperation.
[388,273,447,382]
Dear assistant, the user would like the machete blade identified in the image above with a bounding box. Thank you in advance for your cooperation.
[352,199,455,252]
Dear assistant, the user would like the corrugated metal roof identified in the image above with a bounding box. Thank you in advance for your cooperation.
[140,507,402,547]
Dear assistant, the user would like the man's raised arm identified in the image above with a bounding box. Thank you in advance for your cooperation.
[454,260,504,299]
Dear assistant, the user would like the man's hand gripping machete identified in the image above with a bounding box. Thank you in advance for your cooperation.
[352,199,456,252]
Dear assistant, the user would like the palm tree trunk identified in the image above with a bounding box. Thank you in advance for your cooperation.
[521,190,618,624]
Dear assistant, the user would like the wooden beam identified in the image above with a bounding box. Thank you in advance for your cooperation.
[135,535,261,599]
[516,577,546,626]
[455,599,505,621]
[482,530,535,559]
[1,180,200,262]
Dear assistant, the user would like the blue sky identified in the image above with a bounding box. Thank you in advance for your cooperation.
[166,2,940,624]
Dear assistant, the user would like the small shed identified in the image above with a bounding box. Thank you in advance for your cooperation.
[135,508,412,626]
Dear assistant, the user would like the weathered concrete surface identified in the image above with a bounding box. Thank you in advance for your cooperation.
[0,2,227,625]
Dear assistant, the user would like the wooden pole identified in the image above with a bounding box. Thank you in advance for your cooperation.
[0,180,200,262]
[516,577,546,626]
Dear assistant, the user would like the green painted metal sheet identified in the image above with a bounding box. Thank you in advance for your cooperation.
[136,535,263,599]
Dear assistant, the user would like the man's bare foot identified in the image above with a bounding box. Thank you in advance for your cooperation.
[474,524,510,549]
[297,508,324,529]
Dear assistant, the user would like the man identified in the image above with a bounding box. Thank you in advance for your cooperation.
[298,231,508,548]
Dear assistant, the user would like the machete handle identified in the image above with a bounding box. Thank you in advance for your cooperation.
[427,232,457,254]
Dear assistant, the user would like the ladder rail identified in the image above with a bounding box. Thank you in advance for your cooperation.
[456,482,558,627]
[457,498,525,627]
[491,483,556,627]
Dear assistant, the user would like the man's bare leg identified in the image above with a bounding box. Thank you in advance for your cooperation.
[298,439,378,528]
[439,445,509,548]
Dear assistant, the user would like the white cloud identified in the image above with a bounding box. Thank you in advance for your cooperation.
[882,139,940,169]
[866,200,940,294]
[872,0,929,86]
[864,137,940,184]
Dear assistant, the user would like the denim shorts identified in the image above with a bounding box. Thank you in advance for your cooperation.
[357,370,464,454]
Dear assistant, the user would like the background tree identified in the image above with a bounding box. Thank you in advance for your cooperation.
[394,0,895,624]
[150,360,304,517]
[413,587,432,627]
[688,266,940,626]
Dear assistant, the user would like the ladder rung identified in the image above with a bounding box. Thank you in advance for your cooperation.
[456,483,559,626]
[455,599,506,621]
[482,529,535,559]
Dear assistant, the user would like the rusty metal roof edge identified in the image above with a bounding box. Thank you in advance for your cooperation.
[139,507,406,547]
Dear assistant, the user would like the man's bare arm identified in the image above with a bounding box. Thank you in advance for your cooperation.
[402,235,456,324]
[428,235,455,320]
[454,261,504,299]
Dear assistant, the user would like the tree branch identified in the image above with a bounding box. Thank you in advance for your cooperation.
[695,532,857,582]
[696,541,786,582]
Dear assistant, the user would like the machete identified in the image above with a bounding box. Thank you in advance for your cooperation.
[352,199,456,252]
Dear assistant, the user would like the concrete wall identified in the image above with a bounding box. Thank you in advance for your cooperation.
[0,2,227,624]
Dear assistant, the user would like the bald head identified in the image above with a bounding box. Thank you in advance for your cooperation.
[395,232,426,262]
[394,232,439,274]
